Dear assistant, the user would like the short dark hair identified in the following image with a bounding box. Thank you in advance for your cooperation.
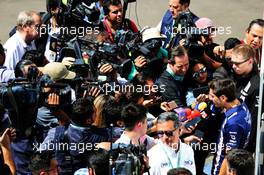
[167,167,192,175]
[46,0,60,12]
[224,38,241,50]
[103,101,122,127]
[208,79,237,102]
[179,0,190,6]
[226,149,254,175]
[71,98,95,126]
[102,0,122,15]
[87,148,109,175]
[246,18,264,32]
[157,112,180,129]
[14,59,34,78]
[30,151,53,175]
[168,46,188,65]
[121,103,147,131]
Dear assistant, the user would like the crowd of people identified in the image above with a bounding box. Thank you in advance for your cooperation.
[0,0,263,175]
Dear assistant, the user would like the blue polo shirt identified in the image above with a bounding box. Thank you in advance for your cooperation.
[212,102,251,175]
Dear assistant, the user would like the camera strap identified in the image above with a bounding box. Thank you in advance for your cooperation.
[6,87,20,131]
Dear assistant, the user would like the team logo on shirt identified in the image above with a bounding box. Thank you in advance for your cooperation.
[160,162,169,168]
[184,160,193,165]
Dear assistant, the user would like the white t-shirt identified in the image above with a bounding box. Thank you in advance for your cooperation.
[4,31,36,70]
[115,133,156,151]
[147,141,196,175]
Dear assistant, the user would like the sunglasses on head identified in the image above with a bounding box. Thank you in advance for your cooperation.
[157,129,176,137]
[192,67,207,78]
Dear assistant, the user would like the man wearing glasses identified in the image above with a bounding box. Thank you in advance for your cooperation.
[230,44,260,153]
[147,112,196,175]
[3,11,42,70]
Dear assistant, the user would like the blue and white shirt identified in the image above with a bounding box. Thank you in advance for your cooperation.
[212,102,251,175]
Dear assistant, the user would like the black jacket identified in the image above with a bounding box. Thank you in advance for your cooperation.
[233,67,260,153]
[158,70,187,106]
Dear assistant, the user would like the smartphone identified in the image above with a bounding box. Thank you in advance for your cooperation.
[168,101,178,109]
[185,117,201,129]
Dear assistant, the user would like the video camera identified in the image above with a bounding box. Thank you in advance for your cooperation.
[0,79,40,136]
[51,0,101,28]
[0,74,72,136]
[75,37,133,79]
[115,29,163,73]
[173,11,208,57]
[111,143,149,175]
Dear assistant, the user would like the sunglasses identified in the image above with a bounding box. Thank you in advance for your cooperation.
[157,129,176,137]
[192,67,207,79]
[230,58,250,66]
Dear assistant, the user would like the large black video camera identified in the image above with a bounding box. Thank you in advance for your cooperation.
[0,74,72,136]
[115,30,162,64]
[52,0,101,28]
[111,143,149,175]
[38,74,72,107]
[173,11,208,57]
[0,79,40,136]
[75,37,133,79]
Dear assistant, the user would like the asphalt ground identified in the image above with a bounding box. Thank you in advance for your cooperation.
[0,0,263,44]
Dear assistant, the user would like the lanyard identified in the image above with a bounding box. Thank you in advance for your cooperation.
[160,142,181,169]
[103,17,115,43]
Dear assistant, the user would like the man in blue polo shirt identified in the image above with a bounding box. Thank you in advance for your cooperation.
[206,79,251,175]
[159,0,199,48]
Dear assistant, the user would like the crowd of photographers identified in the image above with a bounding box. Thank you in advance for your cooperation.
[0,0,263,175]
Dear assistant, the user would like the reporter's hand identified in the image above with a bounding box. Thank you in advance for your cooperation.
[160,101,177,111]
[160,102,171,111]
[134,55,147,68]
[0,128,11,149]
[83,86,101,98]
[99,63,113,74]
[183,135,202,145]
[180,122,196,135]
[142,99,154,107]
[179,39,186,46]
[62,57,75,66]
[10,128,16,141]
[213,45,225,58]
[48,93,60,106]
[195,94,209,103]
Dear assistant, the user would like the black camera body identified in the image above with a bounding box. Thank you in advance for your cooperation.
[0,80,40,136]
[111,143,148,175]
[173,11,206,57]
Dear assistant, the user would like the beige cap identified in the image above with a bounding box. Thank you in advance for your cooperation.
[142,27,166,42]
[42,62,76,81]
